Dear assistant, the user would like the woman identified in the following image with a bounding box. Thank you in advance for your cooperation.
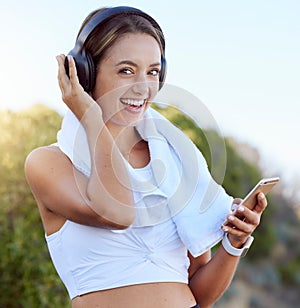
[25,6,267,308]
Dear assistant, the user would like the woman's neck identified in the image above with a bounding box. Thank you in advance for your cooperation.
[106,123,141,153]
[106,123,149,168]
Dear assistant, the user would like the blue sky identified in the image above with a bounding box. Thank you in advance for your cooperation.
[1,0,299,199]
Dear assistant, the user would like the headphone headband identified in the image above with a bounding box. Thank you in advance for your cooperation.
[76,6,165,52]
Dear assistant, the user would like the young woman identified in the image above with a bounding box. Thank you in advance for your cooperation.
[25,6,267,308]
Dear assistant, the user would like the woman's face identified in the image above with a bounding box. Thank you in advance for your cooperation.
[92,33,162,127]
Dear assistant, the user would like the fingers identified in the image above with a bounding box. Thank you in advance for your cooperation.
[222,206,255,247]
[225,193,267,229]
[253,192,268,214]
[56,54,69,93]
[67,55,81,85]
[56,54,84,99]
[224,206,256,233]
[222,193,268,247]
[222,205,253,234]
[56,54,81,88]
[231,198,243,211]
[222,198,243,227]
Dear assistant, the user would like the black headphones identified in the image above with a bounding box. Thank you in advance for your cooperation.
[65,6,167,92]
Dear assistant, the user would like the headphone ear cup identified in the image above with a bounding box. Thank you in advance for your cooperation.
[65,49,96,92]
[159,56,167,90]
[85,51,96,92]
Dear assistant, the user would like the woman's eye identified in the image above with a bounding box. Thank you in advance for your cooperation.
[119,68,133,75]
[149,69,160,77]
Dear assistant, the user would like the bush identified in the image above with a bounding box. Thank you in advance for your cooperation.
[0,105,70,307]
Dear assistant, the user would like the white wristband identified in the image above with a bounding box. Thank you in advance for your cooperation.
[222,233,254,257]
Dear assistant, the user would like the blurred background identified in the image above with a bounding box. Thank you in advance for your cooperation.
[1,0,299,307]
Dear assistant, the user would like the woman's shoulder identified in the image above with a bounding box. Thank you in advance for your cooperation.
[25,145,70,183]
[26,144,64,165]
[25,145,69,234]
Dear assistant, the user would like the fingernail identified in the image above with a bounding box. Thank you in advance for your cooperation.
[238,205,245,212]
[228,215,235,221]
[259,193,265,200]
[222,225,229,232]
[231,203,238,211]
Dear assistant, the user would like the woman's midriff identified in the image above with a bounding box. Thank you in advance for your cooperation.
[72,282,196,308]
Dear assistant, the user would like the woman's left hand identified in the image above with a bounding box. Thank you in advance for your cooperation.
[222,193,267,248]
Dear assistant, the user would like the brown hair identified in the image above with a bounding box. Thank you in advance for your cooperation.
[77,7,165,67]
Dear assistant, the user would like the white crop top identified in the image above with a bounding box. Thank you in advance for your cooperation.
[46,164,190,299]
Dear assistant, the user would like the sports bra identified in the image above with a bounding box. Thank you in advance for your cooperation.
[46,163,190,299]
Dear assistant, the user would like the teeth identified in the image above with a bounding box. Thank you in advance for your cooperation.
[121,99,144,107]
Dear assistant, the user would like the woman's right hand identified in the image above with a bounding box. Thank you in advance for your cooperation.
[56,54,101,121]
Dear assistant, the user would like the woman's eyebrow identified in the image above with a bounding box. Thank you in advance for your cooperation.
[149,62,161,67]
[116,60,161,67]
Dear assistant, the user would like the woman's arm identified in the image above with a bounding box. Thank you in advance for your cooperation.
[25,55,135,229]
[188,194,267,307]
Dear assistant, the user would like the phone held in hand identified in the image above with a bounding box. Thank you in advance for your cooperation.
[224,177,280,226]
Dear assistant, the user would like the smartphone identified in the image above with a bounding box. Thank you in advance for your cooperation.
[224,177,280,226]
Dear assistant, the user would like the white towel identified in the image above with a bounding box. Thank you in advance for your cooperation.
[57,107,233,257]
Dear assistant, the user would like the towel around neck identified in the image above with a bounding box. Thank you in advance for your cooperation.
[57,107,233,256]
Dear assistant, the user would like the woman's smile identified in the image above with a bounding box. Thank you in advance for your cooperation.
[120,98,147,113]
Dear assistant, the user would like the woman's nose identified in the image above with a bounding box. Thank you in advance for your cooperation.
[131,75,149,96]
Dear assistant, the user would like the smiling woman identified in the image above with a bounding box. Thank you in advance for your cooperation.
[92,33,161,126]
[24,6,268,308]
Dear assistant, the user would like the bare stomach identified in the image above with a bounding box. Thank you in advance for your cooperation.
[72,282,196,308]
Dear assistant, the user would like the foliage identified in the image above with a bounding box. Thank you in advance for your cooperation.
[0,105,70,307]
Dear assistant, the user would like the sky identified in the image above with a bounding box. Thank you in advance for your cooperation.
[1,0,299,200]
